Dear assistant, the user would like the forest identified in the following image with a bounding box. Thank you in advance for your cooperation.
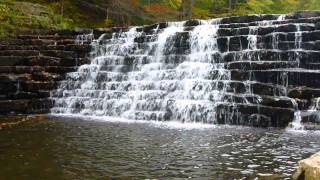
[0,0,320,36]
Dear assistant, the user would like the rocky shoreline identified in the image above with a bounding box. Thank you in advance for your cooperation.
[0,114,47,130]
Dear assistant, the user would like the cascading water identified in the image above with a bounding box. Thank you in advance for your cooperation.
[52,20,229,123]
[52,13,320,128]
[288,24,304,130]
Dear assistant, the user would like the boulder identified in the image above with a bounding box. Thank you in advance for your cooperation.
[293,152,320,180]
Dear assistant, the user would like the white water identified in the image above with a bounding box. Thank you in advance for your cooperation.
[52,14,316,128]
[288,23,305,130]
[52,19,231,123]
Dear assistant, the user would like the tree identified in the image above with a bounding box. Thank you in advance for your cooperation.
[211,0,227,14]
[180,0,194,19]
[60,0,64,16]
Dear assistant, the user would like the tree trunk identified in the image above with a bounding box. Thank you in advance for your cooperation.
[188,0,195,19]
[60,0,64,16]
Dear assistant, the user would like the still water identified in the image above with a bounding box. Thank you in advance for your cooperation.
[0,116,319,179]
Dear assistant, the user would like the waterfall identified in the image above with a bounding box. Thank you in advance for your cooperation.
[52,20,228,123]
[75,32,94,45]
[295,24,302,50]
[247,26,258,50]
[51,13,320,127]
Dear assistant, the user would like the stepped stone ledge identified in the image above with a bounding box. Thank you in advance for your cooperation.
[1,12,320,128]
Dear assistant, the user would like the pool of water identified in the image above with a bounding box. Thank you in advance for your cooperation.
[0,116,319,179]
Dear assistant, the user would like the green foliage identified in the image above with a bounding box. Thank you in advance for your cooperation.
[0,0,72,37]
[1,0,320,37]
[104,19,113,27]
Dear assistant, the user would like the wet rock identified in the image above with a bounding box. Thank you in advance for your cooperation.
[301,112,320,125]
[217,37,229,52]
[288,87,320,99]
[230,70,250,81]
[229,37,241,51]
[226,61,295,71]
[217,28,231,37]
[293,151,320,180]
[0,28,93,114]
[288,11,320,19]
[316,22,320,30]
[184,19,200,27]
[173,31,189,48]
[276,24,298,32]
[231,27,249,36]
[0,50,39,56]
[252,96,295,109]
[247,114,272,127]
[302,31,320,42]
[295,99,310,110]
[216,104,294,127]
[20,81,57,92]
[246,70,320,89]
[7,92,39,99]
[0,82,17,94]
[141,22,167,33]
[44,66,77,74]
[258,26,275,36]
[220,15,261,24]
[250,82,286,96]
[0,99,52,114]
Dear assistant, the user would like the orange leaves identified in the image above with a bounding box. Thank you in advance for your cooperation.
[126,0,140,7]
[143,3,175,14]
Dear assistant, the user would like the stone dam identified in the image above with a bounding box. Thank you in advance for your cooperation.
[1,11,320,129]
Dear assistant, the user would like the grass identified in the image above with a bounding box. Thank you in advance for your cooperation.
[0,0,72,37]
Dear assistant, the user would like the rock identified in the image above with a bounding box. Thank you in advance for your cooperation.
[293,152,320,180]
[316,22,320,30]
[217,29,231,37]
[0,28,94,114]
[250,82,286,96]
[0,114,48,129]
[0,82,17,94]
[216,104,294,127]
[0,99,52,114]
[301,31,320,42]
[217,37,229,52]
[243,70,320,89]
[301,113,320,124]
[184,19,200,27]
[288,87,320,99]
[220,15,261,24]
[173,31,189,48]
[258,26,274,36]
[247,114,272,128]
[226,61,295,71]
[257,96,295,109]
[288,11,320,19]
[276,24,298,32]
[230,27,249,36]
[141,22,167,33]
